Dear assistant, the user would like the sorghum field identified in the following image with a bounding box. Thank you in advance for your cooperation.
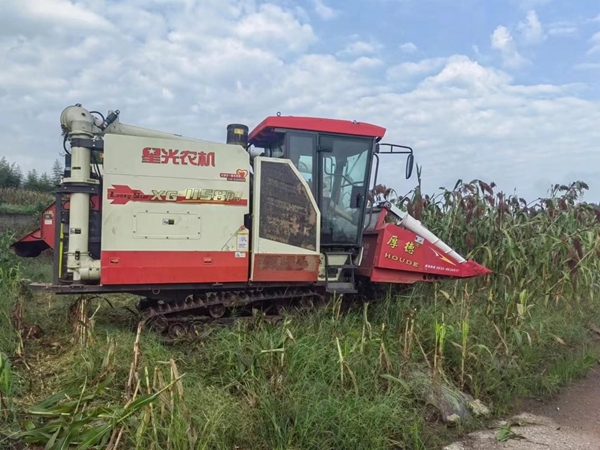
[0,176,599,449]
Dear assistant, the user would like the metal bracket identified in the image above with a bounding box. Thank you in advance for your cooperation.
[60,183,101,195]
[376,143,413,155]
[70,138,104,151]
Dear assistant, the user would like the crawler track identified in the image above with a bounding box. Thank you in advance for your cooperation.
[137,286,324,342]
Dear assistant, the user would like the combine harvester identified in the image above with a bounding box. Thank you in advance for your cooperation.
[12,104,491,340]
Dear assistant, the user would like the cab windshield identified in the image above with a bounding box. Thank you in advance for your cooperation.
[265,132,374,246]
[319,135,372,245]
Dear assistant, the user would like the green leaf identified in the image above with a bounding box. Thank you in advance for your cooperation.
[76,423,113,450]
[22,420,36,431]
[121,377,182,417]
[496,425,525,442]
[379,374,410,390]
[44,428,61,450]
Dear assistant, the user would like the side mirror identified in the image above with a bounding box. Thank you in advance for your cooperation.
[406,154,414,179]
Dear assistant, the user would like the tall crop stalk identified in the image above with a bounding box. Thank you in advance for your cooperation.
[433,315,447,381]
[460,319,469,390]
[0,352,12,421]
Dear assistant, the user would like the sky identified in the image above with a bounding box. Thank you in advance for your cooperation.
[1,0,599,203]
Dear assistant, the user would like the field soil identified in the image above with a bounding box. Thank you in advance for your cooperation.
[445,366,600,449]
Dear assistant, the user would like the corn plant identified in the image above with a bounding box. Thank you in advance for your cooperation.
[0,187,53,207]
[385,175,600,402]
[10,377,179,449]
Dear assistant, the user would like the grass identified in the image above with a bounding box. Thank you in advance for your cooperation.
[0,174,599,449]
[0,204,46,215]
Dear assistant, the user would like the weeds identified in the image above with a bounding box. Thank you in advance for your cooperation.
[0,177,599,449]
[7,342,182,449]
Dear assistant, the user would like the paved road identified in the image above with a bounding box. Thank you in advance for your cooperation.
[444,367,600,450]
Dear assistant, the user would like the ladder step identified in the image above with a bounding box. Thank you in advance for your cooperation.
[326,282,357,294]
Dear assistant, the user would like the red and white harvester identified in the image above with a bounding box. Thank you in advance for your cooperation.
[12,105,491,339]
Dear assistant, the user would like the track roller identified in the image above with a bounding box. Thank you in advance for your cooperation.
[209,303,226,318]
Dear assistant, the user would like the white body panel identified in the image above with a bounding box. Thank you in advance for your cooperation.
[101,134,250,253]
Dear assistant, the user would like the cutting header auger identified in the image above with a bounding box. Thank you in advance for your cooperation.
[12,105,491,340]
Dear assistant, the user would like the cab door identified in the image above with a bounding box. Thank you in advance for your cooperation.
[316,134,374,246]
[285,132,317,195]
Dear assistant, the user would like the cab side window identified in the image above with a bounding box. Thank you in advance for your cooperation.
[288,133,316,193]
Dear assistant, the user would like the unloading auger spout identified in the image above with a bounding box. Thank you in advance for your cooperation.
[380,201,466,263]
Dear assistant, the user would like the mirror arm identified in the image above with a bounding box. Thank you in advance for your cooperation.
[376,143,413,155]
[375,143,415,180]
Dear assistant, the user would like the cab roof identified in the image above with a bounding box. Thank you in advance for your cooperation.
[248,116,386,147]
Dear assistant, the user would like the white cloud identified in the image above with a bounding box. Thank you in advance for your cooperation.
[421,56,512,91]
[17,0,114,31]
[491,25,530,69]
[352,56,600,199]
[400,42,418,53]
[312,0,338,20]
[575,63,600,70]
[547,22,578,37]
[512,0,552,11]
[351,57,384,70]
[1,0,600,202]
[387,58,447,81]
[593,15,600,23]
[517,10,546,45]
[588,32,600,55]
[337,39,382,57]
[234,4,317,54]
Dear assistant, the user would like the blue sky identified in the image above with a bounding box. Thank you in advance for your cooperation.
[1,0,599,202]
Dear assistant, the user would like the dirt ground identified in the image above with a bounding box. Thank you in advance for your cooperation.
[444,366,600,450]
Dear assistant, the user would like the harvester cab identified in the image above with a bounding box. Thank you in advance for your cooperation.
[10,105,491,340]
[246,115,416,293]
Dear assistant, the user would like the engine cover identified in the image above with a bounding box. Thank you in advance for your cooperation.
[100,134,251,285]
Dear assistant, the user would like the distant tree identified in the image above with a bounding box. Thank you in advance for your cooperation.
[38,172,55,192]
[0,157,23,188]
[51,159,63,186]
[23,169,40,191]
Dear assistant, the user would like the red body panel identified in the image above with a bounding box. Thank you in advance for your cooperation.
[10,203,56,257]
[249,116,386,147]
[376,225,461,276]
[11,195,103,257]
[19,204,56,248]
[370,268,437,284]
[252,254,320,282]
[359,210,491,283]
[100,251,249,285]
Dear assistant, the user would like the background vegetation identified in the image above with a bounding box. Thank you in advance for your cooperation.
[0,167,599,449]
[0,157,60,215]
